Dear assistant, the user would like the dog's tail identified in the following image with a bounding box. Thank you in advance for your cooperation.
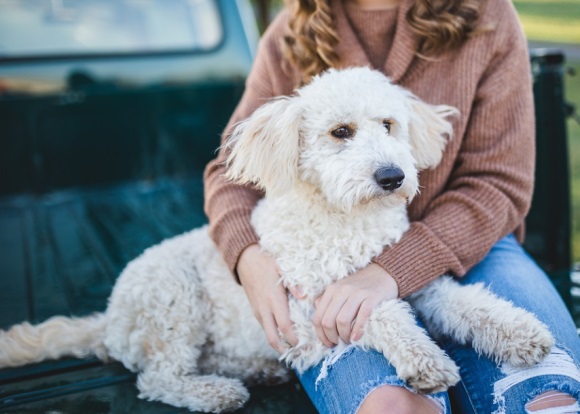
[0,313,108,368]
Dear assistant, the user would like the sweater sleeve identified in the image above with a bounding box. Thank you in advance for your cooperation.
[373,5,536,297]
[203,14,291,277]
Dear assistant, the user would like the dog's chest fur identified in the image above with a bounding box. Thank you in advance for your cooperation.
[251,184,410,299]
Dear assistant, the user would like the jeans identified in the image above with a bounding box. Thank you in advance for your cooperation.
[297,234,580,413]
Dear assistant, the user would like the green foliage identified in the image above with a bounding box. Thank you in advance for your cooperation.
[514,0,580,262]
[513,0,580,44]
[565,61,580,261]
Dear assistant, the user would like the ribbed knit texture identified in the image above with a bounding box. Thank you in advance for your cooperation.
[343,2,398,70]
[203,0,535,297]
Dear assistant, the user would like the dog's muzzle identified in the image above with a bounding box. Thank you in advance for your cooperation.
[374,167,405,191]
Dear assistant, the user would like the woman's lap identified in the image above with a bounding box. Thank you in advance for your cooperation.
[444,234,580,413]
[297,343,450,414]
[297,235,580,413]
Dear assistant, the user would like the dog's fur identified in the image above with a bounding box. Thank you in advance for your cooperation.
[0,68,554,413]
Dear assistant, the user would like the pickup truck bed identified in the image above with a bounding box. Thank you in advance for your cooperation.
[0,177,206,328]
[0,170,313,413]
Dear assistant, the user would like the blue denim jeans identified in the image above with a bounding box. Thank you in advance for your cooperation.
[297,235,580,413]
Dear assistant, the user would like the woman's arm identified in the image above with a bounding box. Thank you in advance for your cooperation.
[373,5,535,298]
[203,11,293,278]
[203,11,298,352]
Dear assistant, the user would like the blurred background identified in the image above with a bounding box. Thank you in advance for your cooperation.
[505,0,580,264]
[511,1,580,296]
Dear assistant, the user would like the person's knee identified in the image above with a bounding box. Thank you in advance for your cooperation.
[525,390,579,412]
[491,347,580,413]
[357,385,442,414]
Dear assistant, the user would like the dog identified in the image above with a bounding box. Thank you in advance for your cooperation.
[0,67,554,413]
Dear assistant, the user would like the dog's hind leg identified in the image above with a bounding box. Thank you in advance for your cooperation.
[358,299,460,393]
[102,229,251,412]
[137,361,250,413]
[132,312,250,413]
[409,276,554,367]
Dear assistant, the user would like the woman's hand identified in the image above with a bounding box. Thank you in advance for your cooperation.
[312,263,399,347]
[237,244,298,354]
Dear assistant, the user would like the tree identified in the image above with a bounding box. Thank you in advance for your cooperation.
[251,0,283,32]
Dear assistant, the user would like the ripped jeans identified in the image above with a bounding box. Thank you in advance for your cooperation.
[296,234,580,413]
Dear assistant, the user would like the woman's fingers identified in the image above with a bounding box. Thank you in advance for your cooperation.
[262,294,298,352]
[312,263,400,346]
[261,312,287,353]
[287,284,306,299]
[313,294,366,345]
[312,292,341,347]
[272,289,299,347]
[336,298,363,343]
[350,300,375,342]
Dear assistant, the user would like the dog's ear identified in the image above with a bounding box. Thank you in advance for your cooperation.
[406,93,458,170]
[225,96,302,196]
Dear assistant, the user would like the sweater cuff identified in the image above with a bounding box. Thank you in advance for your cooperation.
[211,210,260,283]
[372,223,464,298]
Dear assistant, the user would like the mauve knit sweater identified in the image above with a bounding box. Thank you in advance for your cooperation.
[203,0,535,298]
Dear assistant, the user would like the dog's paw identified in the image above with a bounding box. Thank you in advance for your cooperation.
[138,374,250,413]
[490,312,554,367]
[469,305,554,368]
[177,377,250,413]
[404,352,460,394]
[201,378,250,413]
[393,340,460,394]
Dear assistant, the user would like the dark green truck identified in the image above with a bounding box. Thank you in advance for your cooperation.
[0,1,576,412]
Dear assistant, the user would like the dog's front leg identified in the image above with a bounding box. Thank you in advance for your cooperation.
[357,299,460,393]
[409,276,554,367]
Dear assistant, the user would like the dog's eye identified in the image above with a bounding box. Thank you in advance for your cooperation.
[331,126,353,139]
[383,120,392,134]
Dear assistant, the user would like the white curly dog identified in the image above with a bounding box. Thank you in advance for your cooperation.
[0,67,554,413]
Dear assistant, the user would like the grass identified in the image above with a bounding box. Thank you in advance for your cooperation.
[513,0,580,44]
[512,1,580,261]
[565,61,580,261]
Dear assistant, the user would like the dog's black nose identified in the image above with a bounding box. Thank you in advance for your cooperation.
[374,167,405,191]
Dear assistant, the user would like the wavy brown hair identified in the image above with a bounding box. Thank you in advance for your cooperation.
[282,0,485,84]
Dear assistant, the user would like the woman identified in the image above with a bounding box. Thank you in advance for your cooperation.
[203,0,580,412]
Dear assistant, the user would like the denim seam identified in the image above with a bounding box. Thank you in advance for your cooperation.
[458,378,479,414]
[443,343,480,414]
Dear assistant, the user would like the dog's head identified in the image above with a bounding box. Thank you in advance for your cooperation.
[226,67,457,211]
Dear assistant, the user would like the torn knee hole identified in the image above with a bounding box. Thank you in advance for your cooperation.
[492,348,580,413]
[525,391,579,413]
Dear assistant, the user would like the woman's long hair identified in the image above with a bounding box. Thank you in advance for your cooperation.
[282,0,485,84]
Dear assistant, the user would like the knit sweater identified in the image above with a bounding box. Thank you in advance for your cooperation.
[203,0,535,298]
[343,2,398,70]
